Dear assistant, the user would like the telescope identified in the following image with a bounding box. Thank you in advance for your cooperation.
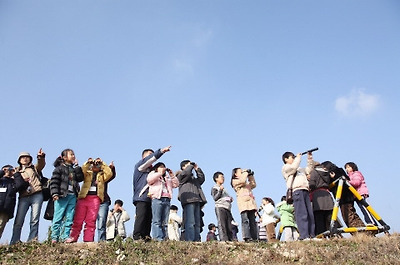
[301,147,319,155]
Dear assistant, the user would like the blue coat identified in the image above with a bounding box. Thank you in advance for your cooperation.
[132,149,163,204]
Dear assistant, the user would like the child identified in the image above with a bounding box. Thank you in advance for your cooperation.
[211,171,234,241]
[231,219,239,241]
[281,151,315,240]
[0,165,28,239]
[147,162,179,241]
[106,200,130,240]
[309,163,334,235]
[276,196,299,241]
[50,149,84,243]
[260,197,279,242]
[177,160,207,242]
[206,223,218,241]
[168,205,182,241]
[66,157,112,243]
[231,168,258,241]
[345,162,377,225]
[10,149,46,245]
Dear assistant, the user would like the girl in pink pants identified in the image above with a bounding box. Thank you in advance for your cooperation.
[66,158,112,242]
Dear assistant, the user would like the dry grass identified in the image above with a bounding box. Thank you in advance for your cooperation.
[0,233,399,265]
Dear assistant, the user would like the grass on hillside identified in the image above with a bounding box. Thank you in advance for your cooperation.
[0,233,399,265]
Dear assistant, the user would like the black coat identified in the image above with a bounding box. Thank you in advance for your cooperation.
[177,165,207,206]
[50,164,84,198]
[0,171,29,218]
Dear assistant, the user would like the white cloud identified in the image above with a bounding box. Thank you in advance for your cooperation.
[173,59,193,75]
[335,89,380,117]
[192,29,213,48]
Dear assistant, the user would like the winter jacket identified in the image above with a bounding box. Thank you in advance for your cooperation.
[348,171,369,196]
[309,167,334,211]
[80,161,113,202]
[211,184,233,211]
[231,172,257,213]
[132,149,164,204]
[106,209,130,240]
[260,203,279,227]
[276,201,297,228]
[15,155,46,197]
[282,157,314,192]
[168,211,182,241]
[147,171,179,200]
[50,164,84,198]
[0,172,29,218]
[177,164,207,206]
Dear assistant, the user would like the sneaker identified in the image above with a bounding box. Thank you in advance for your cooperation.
[65,238,77,243]
[311,237,322,241]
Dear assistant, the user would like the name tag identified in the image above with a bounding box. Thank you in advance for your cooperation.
[89,186,97,192]
[0,188,7,193]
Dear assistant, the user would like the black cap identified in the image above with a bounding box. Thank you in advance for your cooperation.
[208,223,217,230]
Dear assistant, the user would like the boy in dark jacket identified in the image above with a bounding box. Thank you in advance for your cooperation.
[0,165,29,239]
[177,160,207,241]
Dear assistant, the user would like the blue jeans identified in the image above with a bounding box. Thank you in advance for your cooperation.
[10,192,44,244]
[97,201,110,241]
[183,202,201,241]
[51,194,76,242]
[293,189,315,239]
[151,197,171,241]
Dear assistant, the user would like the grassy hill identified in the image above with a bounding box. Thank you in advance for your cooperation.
[0,234,399,265]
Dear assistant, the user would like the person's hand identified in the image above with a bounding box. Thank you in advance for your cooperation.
[53,195,59,201]
[37,148,45,157]
[161,146,172,153]
[109,161,115,168]
[330,172,335,178]
[166,168,173,176]
[307,152,313,160]
[296,153,302,159]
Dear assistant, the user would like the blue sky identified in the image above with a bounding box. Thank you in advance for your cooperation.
[0,1,399,243]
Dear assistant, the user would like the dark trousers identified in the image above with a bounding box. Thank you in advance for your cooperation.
[340,202,364,228]
[293,189,315,239]
[241,210,258,241]
[215,207,233,241]
[314,210,332,235]
[133,201,152,240]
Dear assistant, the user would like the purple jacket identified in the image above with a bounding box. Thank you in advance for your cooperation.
[348,171,369,196]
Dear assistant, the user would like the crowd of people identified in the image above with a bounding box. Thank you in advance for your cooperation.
[0,146,377,244]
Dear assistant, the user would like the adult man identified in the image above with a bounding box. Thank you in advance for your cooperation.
[132,145,171,240]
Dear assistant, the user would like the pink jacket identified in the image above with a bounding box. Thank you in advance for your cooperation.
[348,171,369,196]
[147,171,179,199]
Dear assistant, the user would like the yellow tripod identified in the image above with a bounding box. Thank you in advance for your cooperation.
[318,173,390,237]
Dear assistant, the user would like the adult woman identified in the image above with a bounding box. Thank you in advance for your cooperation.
[231,168,257,241]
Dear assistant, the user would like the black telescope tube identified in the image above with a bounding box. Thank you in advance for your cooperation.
[301,147,319,155]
